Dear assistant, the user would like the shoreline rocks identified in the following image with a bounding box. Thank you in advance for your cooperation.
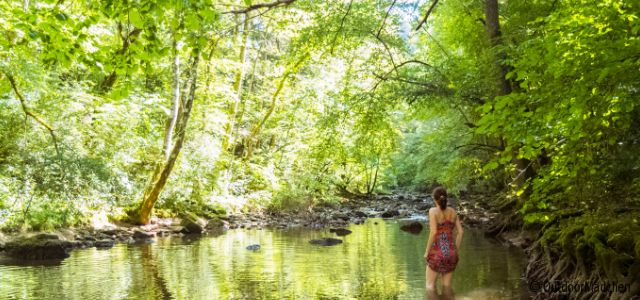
[0,190,448,261]
[5,234,73,260]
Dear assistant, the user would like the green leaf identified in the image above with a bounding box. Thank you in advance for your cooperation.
[55,13,68,22]
[597,67,609,83]
[483,161,499,171]
[516,70,526,81]
[505,71,513,79]
[129,10,144,28]
[244,0,252,6]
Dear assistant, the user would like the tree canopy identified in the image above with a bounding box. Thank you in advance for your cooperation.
[1,0,639,235]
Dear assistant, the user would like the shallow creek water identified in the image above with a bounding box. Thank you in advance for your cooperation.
[0,218,530,299]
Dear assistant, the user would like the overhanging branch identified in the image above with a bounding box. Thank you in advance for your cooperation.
[415,0,439,31]
[6,75,60,157]
[223,0,298,14]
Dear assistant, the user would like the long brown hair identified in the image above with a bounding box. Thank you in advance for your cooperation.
[432,187,448,210]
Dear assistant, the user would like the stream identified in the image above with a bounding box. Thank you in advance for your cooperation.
[0,218,529,299]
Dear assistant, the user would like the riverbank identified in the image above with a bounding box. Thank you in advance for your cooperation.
[4,190,635,300]
[0,190,479,260]
[458,193,640,300]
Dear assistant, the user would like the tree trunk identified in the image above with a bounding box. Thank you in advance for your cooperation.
[164,37,181,161]
[143,36,181,200]
[369,163,379,195]
[222,14,250,151]
[244,54,308,160]
[484,0,511,96]
[135,55,200,225]
[97,26,143,93]
[484,0,530,196]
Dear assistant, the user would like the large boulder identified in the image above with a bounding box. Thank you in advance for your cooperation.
[329,228,353,236]
[180,213,206,234]
[204,216,224,230]
[309,238,343,246]
[400,221,424,235]
[5,234,73,260]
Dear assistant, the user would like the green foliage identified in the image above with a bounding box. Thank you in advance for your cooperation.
[2,0,638,234]
[269,172,338,211]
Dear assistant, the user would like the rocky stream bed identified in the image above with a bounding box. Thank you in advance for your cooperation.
[0,191,513,261]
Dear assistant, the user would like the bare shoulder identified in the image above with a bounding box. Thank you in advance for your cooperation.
[450,207,460,220]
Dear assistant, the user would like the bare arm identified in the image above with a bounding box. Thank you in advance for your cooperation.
[424,209,438,258]
[455,210,464,249]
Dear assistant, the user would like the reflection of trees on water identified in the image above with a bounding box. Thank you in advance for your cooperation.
[426,286,454,300]
[138,244,172,300]
[0,225,528,299]
[354,280,401,299]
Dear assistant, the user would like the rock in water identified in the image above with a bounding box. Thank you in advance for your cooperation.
[332,213,350,221]
[95,239,115,248]
[170,226,185,233]
[354,211,368,218]
[5,234,73,260]
[381,210,400,218]
[400,221,423,235]
[180,213,205,234]
[398,212,411,218]
[329,228,353,236]
[246,244,260,251]
[418,204,430,211]
[133,231,153,240]
[309,238,343,246]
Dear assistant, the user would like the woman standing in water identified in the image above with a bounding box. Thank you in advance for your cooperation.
[424,187,463,290]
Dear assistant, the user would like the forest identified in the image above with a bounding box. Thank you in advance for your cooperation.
[1,0,640,299]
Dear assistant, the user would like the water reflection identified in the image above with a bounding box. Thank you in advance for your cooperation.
[0,219,529,299]
[427,286,455,300]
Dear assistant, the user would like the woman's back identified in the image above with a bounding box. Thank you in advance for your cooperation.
[425,187,464,289]
[426,207,458,273]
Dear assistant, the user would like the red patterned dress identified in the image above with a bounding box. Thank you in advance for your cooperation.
[426,208,459,274]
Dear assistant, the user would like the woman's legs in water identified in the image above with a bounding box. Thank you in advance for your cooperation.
[440,285,455,300]
[441,270,454,286]
[426,267,440,290]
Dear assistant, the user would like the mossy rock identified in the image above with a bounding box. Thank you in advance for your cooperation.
[180,212,205,234]
[5,234,74,260]
[153,208,174,218]
[205,215,224,229]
